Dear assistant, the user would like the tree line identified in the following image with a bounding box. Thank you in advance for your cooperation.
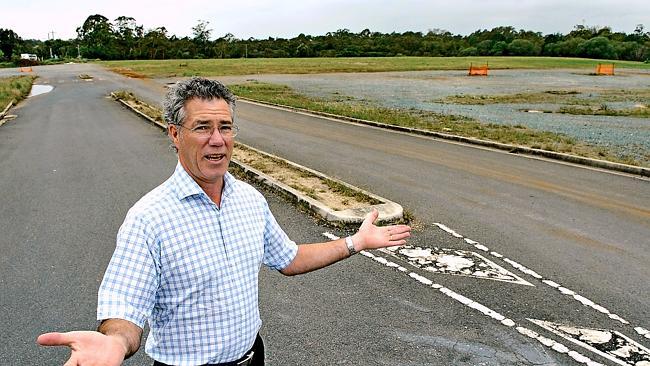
[1,14,649,63]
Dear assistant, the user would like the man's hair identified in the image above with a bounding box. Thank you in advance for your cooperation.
[163,77,236,127]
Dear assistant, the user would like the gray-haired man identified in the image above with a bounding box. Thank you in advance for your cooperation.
[38,78,411,366]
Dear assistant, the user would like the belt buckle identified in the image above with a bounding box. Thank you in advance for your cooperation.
[236,351,254,366]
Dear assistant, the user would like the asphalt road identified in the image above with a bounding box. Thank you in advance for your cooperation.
[1,64,648,365]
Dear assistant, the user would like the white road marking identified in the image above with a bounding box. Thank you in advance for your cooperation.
[432,222,634,326]
[321,231,609,365]
[381,245,533,286]
[529,319,650,366]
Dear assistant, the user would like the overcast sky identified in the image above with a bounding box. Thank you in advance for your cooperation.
[3,0,649,41]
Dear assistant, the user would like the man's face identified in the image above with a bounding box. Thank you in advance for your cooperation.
[169,98,234,190]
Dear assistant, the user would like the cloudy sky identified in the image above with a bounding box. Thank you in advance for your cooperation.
[3,0,649,41]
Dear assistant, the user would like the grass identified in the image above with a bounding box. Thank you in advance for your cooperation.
[439,90,587,105]
[100,56,650,79]
[111,90,164,123]
[559,104,650,117]
[0,75,36,110]
[439,88,650,106]
[438,88,650,118]
[228,81,643,166]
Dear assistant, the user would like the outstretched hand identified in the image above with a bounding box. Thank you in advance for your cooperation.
[353,209,411,251]
[37,331,127,366]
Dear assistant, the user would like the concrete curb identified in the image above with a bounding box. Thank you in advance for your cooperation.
[111,93,404,224]
[231,144,403,225]
[238,97,650,178]
[110,93,167,130]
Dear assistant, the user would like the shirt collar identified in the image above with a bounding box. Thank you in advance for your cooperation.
[172,161,235,202]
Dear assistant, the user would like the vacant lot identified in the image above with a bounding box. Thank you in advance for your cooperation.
[102,56,650,78]
[102,57,650,167]
[216,69,650,166]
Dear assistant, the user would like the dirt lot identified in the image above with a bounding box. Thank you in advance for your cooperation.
[209,69,650,165]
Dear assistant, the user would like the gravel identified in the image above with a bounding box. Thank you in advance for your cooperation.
[217,69,650,165]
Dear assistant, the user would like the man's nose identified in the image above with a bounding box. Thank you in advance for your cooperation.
[207,128,225,145]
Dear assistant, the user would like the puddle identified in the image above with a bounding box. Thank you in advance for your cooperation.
[29,85,54,97]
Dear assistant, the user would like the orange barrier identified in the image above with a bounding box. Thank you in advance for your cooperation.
[468,63,488,76]
[596,63,614,75]
[19,66,33,72]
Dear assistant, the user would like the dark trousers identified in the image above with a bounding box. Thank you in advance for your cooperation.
[153,333,264,366]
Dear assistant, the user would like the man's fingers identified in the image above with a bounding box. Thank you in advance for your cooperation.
[389,232,410,241]
[364,209,379,224]
[37,332,74,347]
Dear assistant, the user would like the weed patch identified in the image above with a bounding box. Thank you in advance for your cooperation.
[0,75,36,109]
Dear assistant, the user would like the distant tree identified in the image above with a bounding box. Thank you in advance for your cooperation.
[114,16,143,59]
[142,27,169,59]
[578,36,618,59]
[459,47,478,56]
[76,14,117,59]
[490,41,508,55]
[192,20,212,57]
[0,28,21,60]
[476,40,494,55]
[507,39,540,56]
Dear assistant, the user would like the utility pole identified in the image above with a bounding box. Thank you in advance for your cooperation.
[48,31,55,59]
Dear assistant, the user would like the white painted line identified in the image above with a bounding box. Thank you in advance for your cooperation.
[635,327,649,336]
[433,223,463,238]
[474,244,489,252]
[543,280,560,288]
[322,232,339,240]
[559,287,577,296]
[322,231,612,366]
[432,223,632,325]
[516,326,604,365]
[529,319,650,366]
[501,319,516,327]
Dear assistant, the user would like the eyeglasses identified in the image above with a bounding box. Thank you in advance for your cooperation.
[176,123,239,138]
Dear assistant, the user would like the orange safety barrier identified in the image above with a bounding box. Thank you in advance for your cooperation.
[468,63,488,76]
[596,63,615,75]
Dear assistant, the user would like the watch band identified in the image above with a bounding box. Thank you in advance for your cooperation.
[345,236,357,256]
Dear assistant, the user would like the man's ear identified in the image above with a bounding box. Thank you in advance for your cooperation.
[168,124,179,142]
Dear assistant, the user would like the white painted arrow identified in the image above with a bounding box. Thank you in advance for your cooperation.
[381,245,534,286]
[529,319,650,366]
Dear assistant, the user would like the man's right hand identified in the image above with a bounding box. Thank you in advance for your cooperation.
[37,331,127,366]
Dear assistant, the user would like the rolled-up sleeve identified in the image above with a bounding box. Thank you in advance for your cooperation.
[97,212,159,328]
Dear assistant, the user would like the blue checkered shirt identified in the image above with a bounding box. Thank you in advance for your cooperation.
[97,163,298,365]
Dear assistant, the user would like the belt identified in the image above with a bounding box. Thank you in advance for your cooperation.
[153,350,253,366]
[153,334,261,366]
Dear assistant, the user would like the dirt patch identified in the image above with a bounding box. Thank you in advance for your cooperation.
[111,67,147,79]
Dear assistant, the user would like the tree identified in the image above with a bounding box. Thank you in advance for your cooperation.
[192,20,212,57]
[578,36,618,59]
[142,27,169,59]
[0,28,21,60]
[114,16,142,59]
[507,39,540,56]
[76,14,117,59]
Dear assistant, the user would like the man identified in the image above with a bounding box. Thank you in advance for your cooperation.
[37,78,411,366]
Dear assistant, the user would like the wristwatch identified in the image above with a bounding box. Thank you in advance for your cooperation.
[345,236,357,256]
